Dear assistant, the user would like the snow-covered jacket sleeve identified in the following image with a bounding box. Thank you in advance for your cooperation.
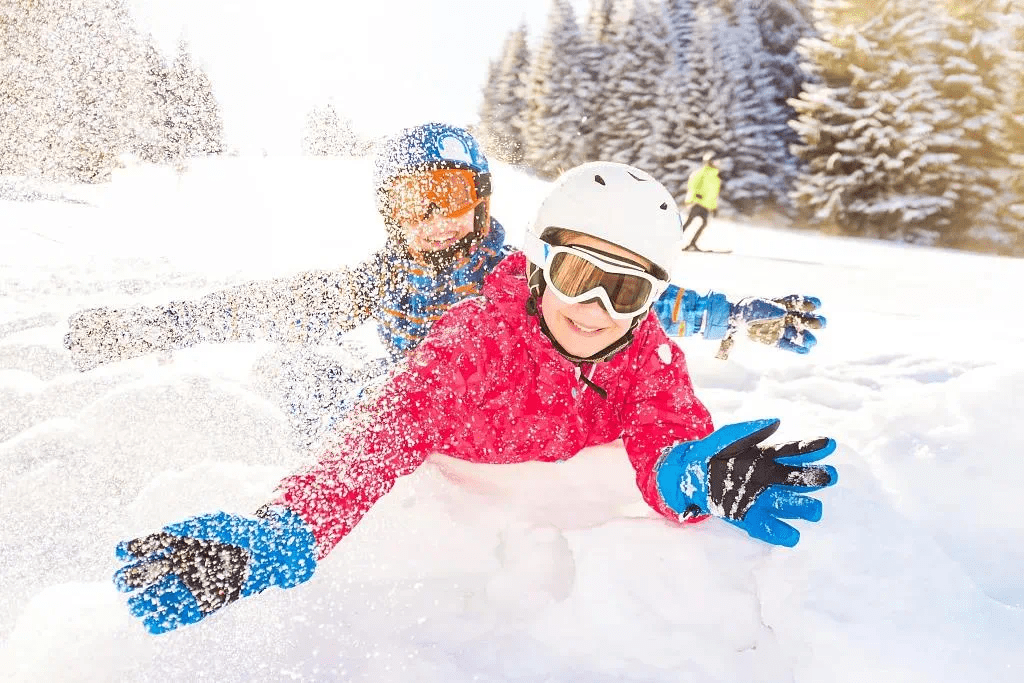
[65,247,396,370]
[165,253,387,347]
[652,284,732,340]
[618,319,715,520]
[270,297,495,558]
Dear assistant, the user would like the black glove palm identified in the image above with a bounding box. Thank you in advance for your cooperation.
[116,532,251,617]
[708,432,835,522]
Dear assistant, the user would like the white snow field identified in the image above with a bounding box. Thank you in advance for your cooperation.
[1,158,1022,683]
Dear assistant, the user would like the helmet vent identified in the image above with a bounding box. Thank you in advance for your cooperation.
[594,174,606,186]
[627,171,647,182]
[660,202,668,210]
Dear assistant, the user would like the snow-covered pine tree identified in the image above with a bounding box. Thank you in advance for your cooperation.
[921,0,1020,251]
[662,0,697,66]
[950,0,1024,253]
[1006,160,1024,254]
[699,8,738,161]
[586,0,616,39]
[301,103,362,157]
[134,40,185,165]
[594,0,670,170]
[789,0,963,243]
[754,0,816,148]
[171,41,224,157]
[1003,0,1024,250]
[661,7,734,206]
[523,0,592,178]
[0,2,49,177]
[478,58,502,154]
[643,0,699,197]
[478,23,530,164]
[577,0,618,163]
[718,0,795,212]
[0,0,158,182]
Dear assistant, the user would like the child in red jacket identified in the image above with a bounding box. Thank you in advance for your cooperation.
[113,163,838,634]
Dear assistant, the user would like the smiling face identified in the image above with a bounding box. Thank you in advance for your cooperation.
[539,233,654,359]
[402,210,476,253]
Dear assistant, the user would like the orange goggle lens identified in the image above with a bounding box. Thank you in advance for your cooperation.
[386,169,481,225]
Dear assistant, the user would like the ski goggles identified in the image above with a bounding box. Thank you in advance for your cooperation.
[385,168,483,225]
[523,231,668,320]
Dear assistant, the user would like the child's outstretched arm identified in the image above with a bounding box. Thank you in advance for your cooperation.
[112,506,317,634]
[652,285,826,356]
[618,325,716,519]
[63,254,387,370]
[111,299,490,634]
[619,322,837,546]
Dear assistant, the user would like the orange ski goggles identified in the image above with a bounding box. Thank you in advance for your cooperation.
[385,169,484,225]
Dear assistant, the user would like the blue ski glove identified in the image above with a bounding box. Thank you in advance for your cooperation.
[729,295,826,354]
[113,506,317,634]
[652,288,825,355]
[656,419,837,547]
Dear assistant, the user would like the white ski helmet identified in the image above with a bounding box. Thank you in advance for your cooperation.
[527,161,681,280]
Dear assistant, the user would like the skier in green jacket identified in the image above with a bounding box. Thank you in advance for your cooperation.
[681,151,722,252]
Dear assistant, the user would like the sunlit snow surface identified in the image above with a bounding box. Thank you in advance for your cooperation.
[2,158,1022,682]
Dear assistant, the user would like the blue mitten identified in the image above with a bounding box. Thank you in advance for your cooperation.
[656,419,837,547]
[731,295,826,354]
[113,506,317,634]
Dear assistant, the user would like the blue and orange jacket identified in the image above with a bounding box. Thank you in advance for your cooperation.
[346,219,513,359]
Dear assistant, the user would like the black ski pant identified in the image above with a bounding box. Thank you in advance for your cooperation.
[682,204,710,248]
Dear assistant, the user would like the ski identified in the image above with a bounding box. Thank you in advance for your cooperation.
[681,246,733,254]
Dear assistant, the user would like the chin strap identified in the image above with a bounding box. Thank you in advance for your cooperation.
[577,365,607,399]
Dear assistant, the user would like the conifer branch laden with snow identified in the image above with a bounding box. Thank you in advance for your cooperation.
[522,0,592,178]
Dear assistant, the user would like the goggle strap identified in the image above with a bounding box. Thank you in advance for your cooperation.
[524,232,656,279]
[568,244,648,272]
[522,230,550,266]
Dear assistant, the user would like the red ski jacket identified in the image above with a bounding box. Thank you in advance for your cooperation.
[275,252,714,558]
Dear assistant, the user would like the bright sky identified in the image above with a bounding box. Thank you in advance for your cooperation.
[127,0,592,153]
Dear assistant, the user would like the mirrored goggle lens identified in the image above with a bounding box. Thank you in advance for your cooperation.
[387,169,479,224]
[548,251,653,314]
